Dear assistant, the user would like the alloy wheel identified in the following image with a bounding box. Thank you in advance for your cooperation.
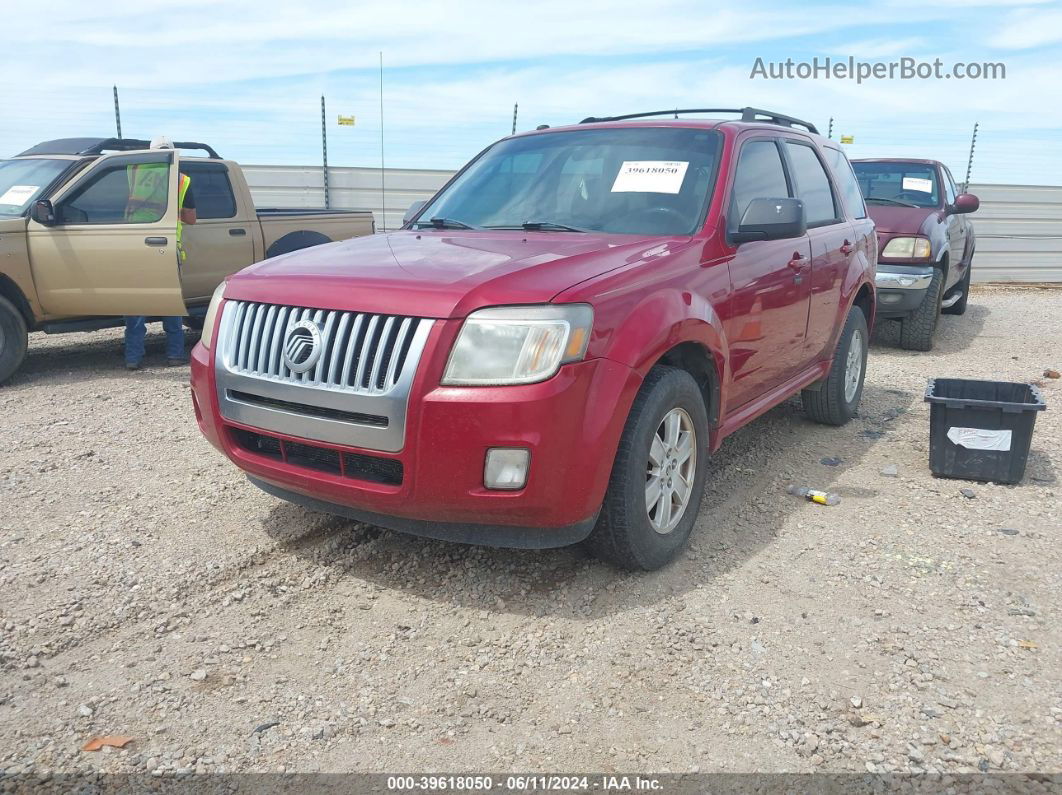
[645,407,697,535]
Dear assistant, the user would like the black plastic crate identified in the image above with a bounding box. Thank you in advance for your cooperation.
[924,378,1046,484]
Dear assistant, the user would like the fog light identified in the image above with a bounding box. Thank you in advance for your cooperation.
[881,293,901,304]
[484,448,530,490]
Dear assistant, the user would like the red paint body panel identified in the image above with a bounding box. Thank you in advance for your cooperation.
[191,118,876,539]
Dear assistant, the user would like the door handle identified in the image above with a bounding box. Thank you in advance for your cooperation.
[229,228,247,236]
[144,236,168,246]
[787,254,807,270]
[840,240,854,255]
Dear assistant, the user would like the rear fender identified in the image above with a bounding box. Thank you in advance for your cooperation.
[830,252,876,352]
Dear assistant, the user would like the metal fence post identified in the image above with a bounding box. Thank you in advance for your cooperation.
[113,86,122,138]
[321,95,330,210]
[964,122,979,192]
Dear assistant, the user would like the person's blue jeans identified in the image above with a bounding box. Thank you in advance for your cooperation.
[124,316,185,365]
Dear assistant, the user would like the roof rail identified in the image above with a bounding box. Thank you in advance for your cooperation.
[18,137,221,159]
[578,107,819,135]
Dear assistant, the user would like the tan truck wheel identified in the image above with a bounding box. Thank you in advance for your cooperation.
[0,295,29,385]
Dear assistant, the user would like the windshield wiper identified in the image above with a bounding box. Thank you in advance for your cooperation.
[484,221,588,232]
[420,217,478,230]
[865,197,919,208]
[522,221,588,232]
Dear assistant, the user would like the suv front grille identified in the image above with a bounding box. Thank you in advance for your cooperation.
[224,301,425,395]
[230,427,403,486]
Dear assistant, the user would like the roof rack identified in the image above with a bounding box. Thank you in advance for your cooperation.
[18,137,221,159]
[578,107,819,135]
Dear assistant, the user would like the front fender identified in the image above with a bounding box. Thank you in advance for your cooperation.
[593,286,731,413]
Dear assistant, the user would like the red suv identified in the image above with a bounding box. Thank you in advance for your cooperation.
[190,107,876,570]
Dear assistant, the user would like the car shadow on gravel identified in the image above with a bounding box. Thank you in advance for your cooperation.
[871,302,988,354]
[260,381,919,619]
[11,329,201,388]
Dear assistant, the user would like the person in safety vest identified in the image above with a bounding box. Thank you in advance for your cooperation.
[123,136,196,371]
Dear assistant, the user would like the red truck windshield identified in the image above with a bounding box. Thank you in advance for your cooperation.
[416,127,722,236]
[852,161,941,209]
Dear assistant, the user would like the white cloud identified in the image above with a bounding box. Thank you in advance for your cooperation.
[991,6,1062,48]
[2,0,1060,184]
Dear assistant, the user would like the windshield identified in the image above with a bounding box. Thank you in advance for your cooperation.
[0,158,71,217]
[415,127,722,236]
[852,162,941,208]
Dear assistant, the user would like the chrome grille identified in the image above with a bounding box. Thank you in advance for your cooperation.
[222,301,426,395]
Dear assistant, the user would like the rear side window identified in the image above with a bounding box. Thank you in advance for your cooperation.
[730,140,789,228]
[785,142,840,226]
[822,147,866,219]
[180,164,237,219]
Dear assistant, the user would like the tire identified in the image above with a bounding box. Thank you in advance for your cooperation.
[802,306,869,426]
[0,295,29,386]
[942,260,971,316]
[899,268,943,351]
[586,366,709,571]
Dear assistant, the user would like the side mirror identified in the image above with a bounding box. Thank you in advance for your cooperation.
[732,197,806,244]
[949,193,979,215]
[31,199,56,225]
[402,200,427,226]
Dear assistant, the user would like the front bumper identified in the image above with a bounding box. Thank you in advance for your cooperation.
[874,264,935,317]
[190,338,642,546]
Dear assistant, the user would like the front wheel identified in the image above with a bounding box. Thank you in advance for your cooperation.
[0,295,29,386]
[586,366,709,571]
[802,306,868,426]
[899,268,943,351]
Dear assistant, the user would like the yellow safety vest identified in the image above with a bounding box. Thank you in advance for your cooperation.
[126,166,191,262]
[176,172,191,263]
[125,163,168,222]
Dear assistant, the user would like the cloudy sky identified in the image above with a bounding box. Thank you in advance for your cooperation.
[4,0,1061,184]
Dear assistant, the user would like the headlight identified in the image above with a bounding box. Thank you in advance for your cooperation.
[881,237,931,259]
[442,304,594,386]
[200,281,227,349]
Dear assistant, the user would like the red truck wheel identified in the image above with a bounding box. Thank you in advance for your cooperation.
[587,365,709,571]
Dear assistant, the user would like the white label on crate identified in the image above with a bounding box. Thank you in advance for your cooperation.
[611,161,689,194]
[947,427,1012,451]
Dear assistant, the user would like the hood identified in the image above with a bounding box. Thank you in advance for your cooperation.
[0,216,29,233]
[865,204,941,237]
[226,229,688,318]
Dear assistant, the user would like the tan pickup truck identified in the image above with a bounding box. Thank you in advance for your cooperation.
[0,137,375,383]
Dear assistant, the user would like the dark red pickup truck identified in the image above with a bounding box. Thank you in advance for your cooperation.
[190,107,876,570]
[851,158,979,351]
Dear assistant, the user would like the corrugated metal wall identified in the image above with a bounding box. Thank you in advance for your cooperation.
[964,183,1062,282]
[242,166,1062,282]
[243,164,453,234]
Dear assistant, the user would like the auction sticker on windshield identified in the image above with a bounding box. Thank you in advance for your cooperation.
[902,177,933,193]
[0,185,38,206]
[611,161,689,194]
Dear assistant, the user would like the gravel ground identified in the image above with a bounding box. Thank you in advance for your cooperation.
[0,286,1059,779]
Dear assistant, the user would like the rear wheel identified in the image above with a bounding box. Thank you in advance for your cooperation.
[942,261,971,316]
[802,306,868,426]
[899,268,943,351]
[0,295,29,385]
[586,366,709,571]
